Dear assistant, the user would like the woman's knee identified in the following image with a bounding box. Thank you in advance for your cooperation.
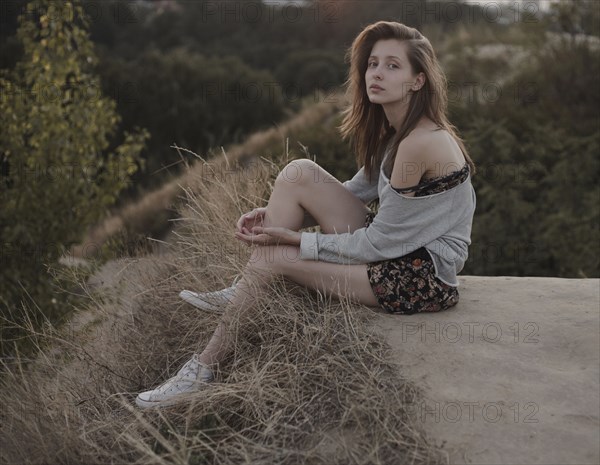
[276,158,318,187]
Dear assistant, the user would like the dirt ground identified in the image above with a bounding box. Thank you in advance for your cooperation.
[373,276,600,465]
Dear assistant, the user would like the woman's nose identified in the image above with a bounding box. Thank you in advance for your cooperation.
[372,66,382,79]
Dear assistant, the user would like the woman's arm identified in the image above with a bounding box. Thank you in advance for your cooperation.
[342,166,380,204]
[298,186,460,263]
[299,139,469,262]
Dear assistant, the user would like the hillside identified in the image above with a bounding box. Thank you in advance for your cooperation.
[377,276,600,464]
[1,151,446,465]
[69,90,348,261]
[3,152,598,463]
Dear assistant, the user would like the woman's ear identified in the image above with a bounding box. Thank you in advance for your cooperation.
[412,72,426,91]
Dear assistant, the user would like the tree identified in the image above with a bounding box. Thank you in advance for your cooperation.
[97,47,285,191]
[0,0,148,355]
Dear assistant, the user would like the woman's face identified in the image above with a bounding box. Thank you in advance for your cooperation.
[365,39,424,106]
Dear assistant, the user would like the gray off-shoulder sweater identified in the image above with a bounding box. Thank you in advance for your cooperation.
[299,147,477,287]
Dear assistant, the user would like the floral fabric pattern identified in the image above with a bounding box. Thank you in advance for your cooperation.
[366,164,470,315]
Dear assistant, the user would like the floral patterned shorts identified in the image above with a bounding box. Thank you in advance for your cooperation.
[365,211,459,315]
[365,164,469,315]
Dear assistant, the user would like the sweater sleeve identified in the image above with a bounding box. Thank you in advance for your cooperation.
[342,166,380,205]
[299,185,458,263]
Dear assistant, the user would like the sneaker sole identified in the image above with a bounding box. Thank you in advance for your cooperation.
[179,290,229,313]
[135,383,213,409]
[136,395,170,409]
[135,393,193,409]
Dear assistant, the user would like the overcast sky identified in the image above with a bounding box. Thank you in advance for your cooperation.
[463,0,552,12]
[261,0,554,13]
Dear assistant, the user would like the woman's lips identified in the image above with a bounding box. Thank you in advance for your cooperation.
[370,85,384,91]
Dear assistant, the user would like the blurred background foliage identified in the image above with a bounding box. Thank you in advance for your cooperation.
[0,0,598,356]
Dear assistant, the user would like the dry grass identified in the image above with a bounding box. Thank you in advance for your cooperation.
[70,90,349,259]
[0,147,447,465]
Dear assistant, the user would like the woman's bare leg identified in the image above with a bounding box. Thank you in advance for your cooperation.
[263,158,371,234]
[198,159,377,367]
[197,248,380,367]
[197,268,269,366]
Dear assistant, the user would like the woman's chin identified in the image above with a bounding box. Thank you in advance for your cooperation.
[367,94,384,104]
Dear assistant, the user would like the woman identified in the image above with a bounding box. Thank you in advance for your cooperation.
[136,20,477,408]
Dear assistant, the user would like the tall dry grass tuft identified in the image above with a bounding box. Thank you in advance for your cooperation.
[1,146,447,465]
[70,91,349,259]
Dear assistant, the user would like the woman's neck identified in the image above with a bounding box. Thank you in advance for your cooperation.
[382,102,409,132]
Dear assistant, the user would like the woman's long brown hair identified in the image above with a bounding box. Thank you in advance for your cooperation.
[338,21,476,182]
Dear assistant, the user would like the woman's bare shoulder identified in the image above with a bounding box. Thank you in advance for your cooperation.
[405,126,465,176]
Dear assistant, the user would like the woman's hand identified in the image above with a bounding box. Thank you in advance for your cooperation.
[236,207,267,235]
[235,226,301,247]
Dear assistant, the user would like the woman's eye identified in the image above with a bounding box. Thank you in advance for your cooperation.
[367,62,398,69]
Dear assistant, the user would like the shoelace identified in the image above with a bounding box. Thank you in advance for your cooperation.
[178,359,199,379]
[154,357,200,395]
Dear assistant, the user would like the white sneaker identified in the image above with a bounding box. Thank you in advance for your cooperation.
[179,275,240,313]
[135,354,214,409]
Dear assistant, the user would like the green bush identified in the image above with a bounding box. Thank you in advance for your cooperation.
[97,46,286,192]
[0,0,148,356]
[452,38,600,277]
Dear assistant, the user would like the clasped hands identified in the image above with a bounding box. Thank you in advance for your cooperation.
[234,207,301,247]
